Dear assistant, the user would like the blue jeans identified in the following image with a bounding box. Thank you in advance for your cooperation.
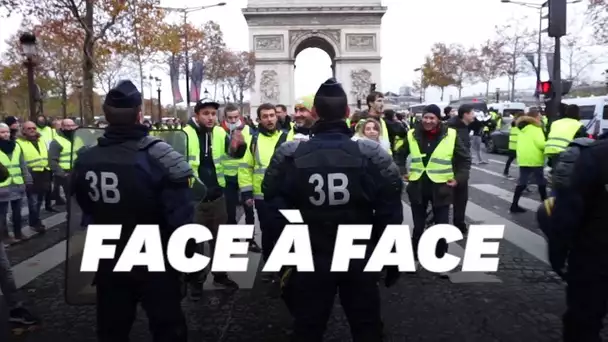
[26,192,43,226]
[0,199,23,239]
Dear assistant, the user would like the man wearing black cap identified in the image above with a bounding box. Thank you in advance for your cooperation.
[262,78,403,341]
[183,96,242,297]
[399,104,470,269]
[70,80,191,342]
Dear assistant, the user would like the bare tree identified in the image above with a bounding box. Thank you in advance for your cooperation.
[495,20,535,100]
[448,44,479,99]
[561,19,606,85]
[587,0,608,45]
[474,39,509,99]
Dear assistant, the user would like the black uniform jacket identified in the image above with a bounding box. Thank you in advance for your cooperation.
[399,123,471,206]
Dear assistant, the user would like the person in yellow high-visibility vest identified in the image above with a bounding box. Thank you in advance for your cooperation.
[544,104,587,168]
[35,115,55,146]
[48,118,80,205]
[503,113,522,178]
[0,123,32,244]
[364,91,393,155]
[400,104,470,269]
[18,121,53,233]
[182,98,245,297]
[238,103,293,268]
[219,103,261,253]
[511,110,548,213]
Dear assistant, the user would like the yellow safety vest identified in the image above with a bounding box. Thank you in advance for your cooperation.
[407,128,456,183]
[238,130,292,199]
[222,127,252,177]
[0,146,24,187]
[542,116,548,131]
[508,127,519,151]
[183,125,226,187]
[54,135,84,171]
[516,124,546,167]
[37,126,55,144]
[544,118,583,155]
[380,118,393,156]
[17,138,49,171]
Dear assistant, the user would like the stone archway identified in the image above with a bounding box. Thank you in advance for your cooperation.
[243,1,386,117]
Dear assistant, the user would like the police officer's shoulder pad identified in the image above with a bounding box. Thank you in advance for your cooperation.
[273,140,300,161]
[146,140,193,181]
[137,136,162,150]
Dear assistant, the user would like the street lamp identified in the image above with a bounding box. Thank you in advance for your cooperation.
[157,2,226,121]
[414,67,424,103]
[19,32,38,121]
[155,77,162,121]
[75,84,83,124]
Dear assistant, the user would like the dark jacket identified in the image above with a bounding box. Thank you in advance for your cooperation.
[447,116,471,150]
[400,123,471,206]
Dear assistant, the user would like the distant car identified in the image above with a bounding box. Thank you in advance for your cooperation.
[487,121,512,154]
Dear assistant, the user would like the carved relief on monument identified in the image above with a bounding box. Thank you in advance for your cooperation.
[246,14,382,27]
[346,34,376,51]
[350,68,372,100]
[289,29,341,46]
[260,70,280,102]
[254,35,284,51]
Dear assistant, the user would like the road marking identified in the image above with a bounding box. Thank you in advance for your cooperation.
[489,159,516,167]
[471,165,509,178]
[465,201,548,265]
[204,210,262,290]
[401,201,501,283]
[471,184,541,211]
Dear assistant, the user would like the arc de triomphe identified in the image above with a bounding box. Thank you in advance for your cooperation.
[243,0,386,117]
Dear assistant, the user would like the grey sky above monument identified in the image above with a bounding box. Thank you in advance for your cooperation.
[0,0,600,104]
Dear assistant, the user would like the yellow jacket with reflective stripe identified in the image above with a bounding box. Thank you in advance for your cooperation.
[407,128,456,183]
[544,118,583,155]
[222,126,253,177]
[54,135,84,171]
[238,130,293,199]
[508,126,519,151]
[183,124,227,187]
[17,138,49,171]
[379,118,393,156]
[0,147,24,187]
[37,126,55,144]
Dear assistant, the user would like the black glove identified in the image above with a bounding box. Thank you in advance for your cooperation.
[384,266,400,288]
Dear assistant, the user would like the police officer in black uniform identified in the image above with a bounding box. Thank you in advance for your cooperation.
[543,132,608,341]
[262,78,403,342]
[70,81,193,342]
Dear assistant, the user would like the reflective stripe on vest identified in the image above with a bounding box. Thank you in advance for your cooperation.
[54,135,83,171]
[380,119,393,156]
[508,127,519,151]
[544,118,582,155]
[18,139,49,171]
[407,128,456,183]
[222,127,251,177]
[251,131,290,199]
[183,125,226,187]
[0,147,24,187]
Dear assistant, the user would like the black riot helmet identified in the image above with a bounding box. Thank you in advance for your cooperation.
[103,80,142,125]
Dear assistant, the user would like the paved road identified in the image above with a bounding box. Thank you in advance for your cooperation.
[1,151,601,341]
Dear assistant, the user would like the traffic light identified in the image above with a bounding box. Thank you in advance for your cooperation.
[538,80,572,98]
[548,0,567,38]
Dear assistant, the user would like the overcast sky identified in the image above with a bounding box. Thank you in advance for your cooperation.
[0,0,603,106]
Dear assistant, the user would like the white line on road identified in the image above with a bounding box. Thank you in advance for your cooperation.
[400,201,501,283]
[465,201,548,265]
[472,165,509,178]
[471,184,541,211]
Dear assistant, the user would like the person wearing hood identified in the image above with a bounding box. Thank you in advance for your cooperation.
[0,123,32,245]
[289,94,319,141]
[238,102,293,281]
[446,104,475,234]
[18,121,54,234]
[510,110,548,213]
[219,103,261,253]
[70,80,192,342]
[183,97,243,297]
[48,118,80,204]
[262,78,403,341]
[275,104,294,132]
[4,116,19,141]
[400,104,471,271]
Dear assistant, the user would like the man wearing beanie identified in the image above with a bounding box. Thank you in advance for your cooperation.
[289,94,318,141]
[397,103,470,275]
[69,80,191,342]
[262,78,403,341]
